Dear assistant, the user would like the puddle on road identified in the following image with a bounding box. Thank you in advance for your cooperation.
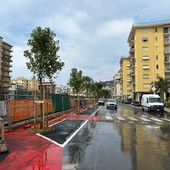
[62,121,170,170]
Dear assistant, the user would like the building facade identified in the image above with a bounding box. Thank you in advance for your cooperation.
[128,21,170,101]
[0,37,13,94]
[119,56,131,100]
[113,73,121,99]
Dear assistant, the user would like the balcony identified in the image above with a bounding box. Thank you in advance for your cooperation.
[129,70,135,77]
[165,57,170,63]
[165,68,170,73]
[2,55,12,62]
[164,39,170,44]
[164,50,170,54]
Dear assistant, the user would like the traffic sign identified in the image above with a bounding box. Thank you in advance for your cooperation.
[152,86,156,92]
[168,88,170,93]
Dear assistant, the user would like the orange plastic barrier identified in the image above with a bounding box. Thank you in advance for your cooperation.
[9,99,53,122]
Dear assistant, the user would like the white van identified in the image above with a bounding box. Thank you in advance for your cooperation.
[141,94,164,112]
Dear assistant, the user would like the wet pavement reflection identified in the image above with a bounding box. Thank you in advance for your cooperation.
[62,121,170,170]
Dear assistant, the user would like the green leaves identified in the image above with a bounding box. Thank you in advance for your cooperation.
[24,27,64,83]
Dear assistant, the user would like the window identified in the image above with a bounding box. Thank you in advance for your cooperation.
[142,37,148,42]
[143,83,150,88]
[164,27,170,33]
[142,55,149,60]
[143,74,149,79]
[156,55,158,60]
[156,46,158,51]
[142,47,149,51]
[155,28,158,32]
[155,37,158,42]
[156,74,159,78]
[156,65,159,69]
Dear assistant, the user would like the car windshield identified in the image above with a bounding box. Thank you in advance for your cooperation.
[149,97,161,103]
[108,99,116,102]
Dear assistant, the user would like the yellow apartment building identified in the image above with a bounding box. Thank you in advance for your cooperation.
[11,76,28,86]
[128,21,170,101]
[11,77,40,91]
[27,79,39,91]
[119,56,131,100]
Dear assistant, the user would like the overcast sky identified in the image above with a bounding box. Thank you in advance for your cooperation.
[1,0,170,85]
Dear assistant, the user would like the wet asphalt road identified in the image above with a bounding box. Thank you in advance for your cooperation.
[42,104,170,170]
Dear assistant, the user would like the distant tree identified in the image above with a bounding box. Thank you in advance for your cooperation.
[24,27,64,128]
[82,76,93,107]
[68,68,83,113]
[151,76,169,100]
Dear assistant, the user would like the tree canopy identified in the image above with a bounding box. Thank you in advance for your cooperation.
[24,27,64,85]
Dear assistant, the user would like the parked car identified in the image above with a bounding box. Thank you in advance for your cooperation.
[98,98,105,105]
[106,98,117,109]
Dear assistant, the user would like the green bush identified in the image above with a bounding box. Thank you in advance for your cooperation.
[166,102,170,108]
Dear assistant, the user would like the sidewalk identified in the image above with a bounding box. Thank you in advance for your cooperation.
[0,106,93,170]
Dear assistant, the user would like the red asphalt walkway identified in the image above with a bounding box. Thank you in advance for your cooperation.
[0,108,99,170]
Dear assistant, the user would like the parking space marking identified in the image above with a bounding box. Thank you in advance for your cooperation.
[139,117,151,122]
[105,115,113,120]
[150,118,164,122]
[128,117,138,121]
[116,116,125,121]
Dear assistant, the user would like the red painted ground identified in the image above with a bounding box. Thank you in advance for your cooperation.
[0,108,98,170]
[0,126,63,170]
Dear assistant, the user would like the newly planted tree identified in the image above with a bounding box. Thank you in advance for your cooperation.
[82,76,93,108]
[68,68,83,113]
[24,27,64,129]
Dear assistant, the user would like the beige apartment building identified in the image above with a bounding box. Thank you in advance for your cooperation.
[0,37,13,94]
[11,77,39,91]
[113,73,121,99]
[127,21,170,102]
[119,56,131,100]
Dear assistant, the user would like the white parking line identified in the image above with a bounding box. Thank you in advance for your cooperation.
[105,115,113,120]
[116,116,125,121]
[128,117,138,121]
[139,117,151,122]
[150,118,164,122]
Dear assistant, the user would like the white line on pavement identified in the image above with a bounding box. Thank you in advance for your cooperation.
[116,116,125,121]
[105,115,113,120]
[161,118,170,122]
[139,117,151,122]
[128,117,138,121]
[150,118,164,122]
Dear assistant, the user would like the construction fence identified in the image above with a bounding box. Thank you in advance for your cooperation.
[0,93,96,124]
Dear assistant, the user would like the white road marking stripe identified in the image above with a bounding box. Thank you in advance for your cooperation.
[117,116,125,121]
[150,118,164,122]
[128,117,138,121]
[161,118,170,122]
[141,115,148,118]
[139,117,151,122]
[106,115,113,120]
